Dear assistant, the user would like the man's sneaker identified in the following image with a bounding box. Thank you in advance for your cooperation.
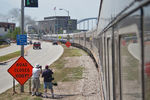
[36,92,41,96]
[32,92,35,96]
[43,95,48,98]
[52,94,54,99]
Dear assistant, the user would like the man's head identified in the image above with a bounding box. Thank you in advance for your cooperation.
[38,65,42,69]
[45,65,49,69]
[35,64,40,68]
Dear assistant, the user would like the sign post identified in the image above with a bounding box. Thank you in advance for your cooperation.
[24,0,38,94]
[21,0,25,92]
[13,78,16,94]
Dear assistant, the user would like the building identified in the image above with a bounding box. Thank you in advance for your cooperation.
[25,24,38,34]
[38,16,77,35]
[0,22,15,36]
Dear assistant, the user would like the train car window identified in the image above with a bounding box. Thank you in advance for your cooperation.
[84,33,86,46]
[143,5,150,100]
[114,31,121,100]
[86,35,90,49]
[105,37,109,95]
[108,37,114,100]
[100,36,103,68]
[102,34,107,88]
[119,10,142,100]
[4,28,7,32]
[106,37,110,100]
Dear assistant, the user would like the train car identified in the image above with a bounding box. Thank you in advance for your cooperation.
[73,0,150,100]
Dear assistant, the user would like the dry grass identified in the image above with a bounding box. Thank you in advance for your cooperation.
[0,51,20,62]
[51,45,84,82]
[0,80,42,100]
[0,45,9,49]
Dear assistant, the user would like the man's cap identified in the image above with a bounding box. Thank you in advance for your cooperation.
[35,64,40,68]
[45,65,49,69]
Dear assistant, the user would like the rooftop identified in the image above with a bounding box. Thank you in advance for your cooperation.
[44,16,70,20]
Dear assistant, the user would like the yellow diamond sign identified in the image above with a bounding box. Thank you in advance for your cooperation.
[59,36,62,39]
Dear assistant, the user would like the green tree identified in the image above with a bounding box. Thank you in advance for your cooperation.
[6,27,26,40]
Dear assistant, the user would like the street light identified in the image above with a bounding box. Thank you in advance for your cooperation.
[59,8,70,34]
[59,8,69,17]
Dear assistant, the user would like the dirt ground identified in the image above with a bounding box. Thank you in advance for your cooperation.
[43,49,102,100]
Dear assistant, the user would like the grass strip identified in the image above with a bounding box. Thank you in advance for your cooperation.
[0,51,20,62]
[53,66,84,82]
[51,45,84,82]
[62,46,83,57]
[0,45,10,49]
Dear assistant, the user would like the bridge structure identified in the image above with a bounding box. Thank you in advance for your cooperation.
[77,17,98,31]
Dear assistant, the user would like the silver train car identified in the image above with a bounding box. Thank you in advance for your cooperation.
[72,0,150,100]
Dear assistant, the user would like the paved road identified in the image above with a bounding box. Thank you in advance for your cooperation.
[0,43,20,56]
[0,43,29,56]
[0,41,64,94]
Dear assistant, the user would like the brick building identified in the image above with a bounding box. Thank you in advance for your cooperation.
[0,22,15,36]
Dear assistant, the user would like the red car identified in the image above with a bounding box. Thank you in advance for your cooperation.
[33,42,41,49]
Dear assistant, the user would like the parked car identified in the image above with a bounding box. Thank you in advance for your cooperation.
[33,42,41,49]
[11,40,16,43]
[52,41,58,45]
[0,39,11,45]
[29,40,32,44]
[27,40,32,45]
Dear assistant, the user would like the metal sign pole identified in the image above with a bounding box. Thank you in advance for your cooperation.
[29,79,31,94]
[21,0,24,92]
[13,78,16,94]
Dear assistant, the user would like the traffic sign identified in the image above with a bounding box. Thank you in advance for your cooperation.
[17,35,27,45]
[8,56,33,85]
[59,36,62,39]
[65,41,71,48]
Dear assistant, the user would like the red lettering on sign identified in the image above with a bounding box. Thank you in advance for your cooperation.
[16,63,27,67]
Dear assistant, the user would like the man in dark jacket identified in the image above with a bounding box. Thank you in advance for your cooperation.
[42,65,54,98]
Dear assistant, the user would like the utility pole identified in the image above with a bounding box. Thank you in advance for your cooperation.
[20,0,24,92]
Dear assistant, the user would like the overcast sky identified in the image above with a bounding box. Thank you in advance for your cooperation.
[0,0,100,21]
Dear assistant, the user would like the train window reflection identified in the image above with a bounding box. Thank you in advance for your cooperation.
[114,37,121,100]
[120,34,142,100]
[144,5,150,100]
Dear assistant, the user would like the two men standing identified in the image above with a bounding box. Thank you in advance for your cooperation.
[32,64,54,98]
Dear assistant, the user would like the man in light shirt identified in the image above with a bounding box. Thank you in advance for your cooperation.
[32,64,42,96]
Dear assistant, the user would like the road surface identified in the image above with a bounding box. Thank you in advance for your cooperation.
[0,41,64,94]
[0,43,30,56]
[0,43,20,56]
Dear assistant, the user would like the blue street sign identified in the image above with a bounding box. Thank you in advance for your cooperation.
[17,35,27,45]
